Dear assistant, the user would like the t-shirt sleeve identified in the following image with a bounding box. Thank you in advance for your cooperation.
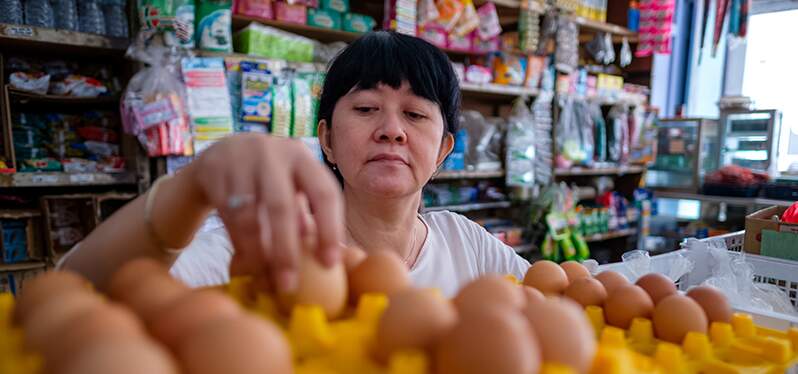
[169,229,234,288]
[450,213,530,280]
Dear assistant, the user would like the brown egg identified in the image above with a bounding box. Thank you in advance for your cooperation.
[560,261,591,283]
[686,286,732,323]
[177,314,292,374]
[58,338,178,374]
[277,253,348,319]
[594,271,629,295]
[604,285,654,329]
[435,306,541,374]
[564,277,607,307]
[45,303,146,368]
[454,275,525,312]
[524,297,597,373]
[342,246,367,271]
[522,286,545,306]
[116,272,190,323]
[150,289,242,349]
[24,290,105,352]
[635,273,677,305]
[374,288,457,362]
[523,260,569,295]
[108,258,171,299]
[348,251,409,303]
[14,271,89,323]
[653,294,708,344]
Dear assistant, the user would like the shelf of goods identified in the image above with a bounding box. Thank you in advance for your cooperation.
[555,165,645,177]
[0,261,46,272]
[654,190,795,208]
[584,227,637,242]
[423,200,513,213]
[5,87,120,106]
[434,170,505,180]
[0,23,128,54]
[0,171,136,188]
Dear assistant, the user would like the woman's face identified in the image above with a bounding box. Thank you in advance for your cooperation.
[319,82,454,198]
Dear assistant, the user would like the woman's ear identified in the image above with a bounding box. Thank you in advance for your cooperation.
[317,119,336,164]
[436,132,455,167]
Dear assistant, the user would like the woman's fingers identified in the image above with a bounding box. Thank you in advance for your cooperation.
[258,145,301,293]
[293,149,345,267]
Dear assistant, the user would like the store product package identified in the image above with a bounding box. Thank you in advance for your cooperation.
[270,75,293,137]
[235,23,315,62]
[181,57,234,153]
[239,61,273,124]
[461,111,503,171]
[505,99,536,187]
[307,7,341,29]
[744,205,798,255]
[121,33,192,156]
[137,0,196,48]
[273,1,306,24]
[235,0,272,19]
[342,13,376,33]
[196,0,233,52]
[476,2,501,40]
[320,0,348,13]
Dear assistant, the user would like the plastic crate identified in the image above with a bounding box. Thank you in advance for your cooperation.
[1,220,28,264]
[598,231,798,330]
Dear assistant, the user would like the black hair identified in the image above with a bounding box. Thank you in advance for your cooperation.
[319,31,461,184]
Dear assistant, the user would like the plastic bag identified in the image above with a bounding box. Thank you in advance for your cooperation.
[435,0,463,31]
[620,37,633,67]
[506,99,536,187]
[556,96,588,164]
[453,0,479,36]
[9,72,50,95]
[461,111,502,171]
[120,32,192,157]
[620,249,694,283]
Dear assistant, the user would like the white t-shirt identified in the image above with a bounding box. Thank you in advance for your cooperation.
[170,211,530,297]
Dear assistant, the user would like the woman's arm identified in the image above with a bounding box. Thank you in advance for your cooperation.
[61,133,345,292]
[61,161,213,290]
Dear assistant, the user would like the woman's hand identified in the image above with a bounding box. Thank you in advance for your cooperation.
[187,133,344,292]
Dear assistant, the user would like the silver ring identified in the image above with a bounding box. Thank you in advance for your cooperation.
[226,194,256,210]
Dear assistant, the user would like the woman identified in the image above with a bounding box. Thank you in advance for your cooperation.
[62,31,530,297]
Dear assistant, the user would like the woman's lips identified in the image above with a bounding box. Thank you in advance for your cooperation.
[368,153,409,165]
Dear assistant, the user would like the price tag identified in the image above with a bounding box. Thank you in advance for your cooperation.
[1,25,35,38]
[30,174,59,184]
[69,174,95,183]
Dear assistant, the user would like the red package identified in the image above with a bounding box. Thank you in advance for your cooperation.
[274,2,306,24]
[77,126,119,143]
[237,0,273,19]
[782,203,798,224]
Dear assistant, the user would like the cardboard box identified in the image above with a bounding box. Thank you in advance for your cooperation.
[744,206,798,254]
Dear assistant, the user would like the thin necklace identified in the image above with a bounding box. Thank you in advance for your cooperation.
[346,219,418,265]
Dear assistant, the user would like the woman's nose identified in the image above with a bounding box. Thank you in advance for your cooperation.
[374,111,407,144]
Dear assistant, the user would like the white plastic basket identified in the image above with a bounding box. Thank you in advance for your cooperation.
[598,231,798,330]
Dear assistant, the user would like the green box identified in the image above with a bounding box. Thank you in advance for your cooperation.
[342,13,376,33]
[321,0,348,13]
[307,8,342,30]
[761,229,798,261]
[234,24,314,63]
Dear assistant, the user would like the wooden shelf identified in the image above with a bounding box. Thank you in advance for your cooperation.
[0,261,47,272]
[512,243,535,253]
[555,165,645,177]
[573,17,637,37]
[460,82,538,99]
[232,15,365,43]
[654,191,795,208]
[579,33,639,43]
[0,23,128,55]
[0,209,41,219]
[435,170,505,180]
[7,87,119,105]
[424,201,513,213]
[584,228,637,242]
[0,172,136,188]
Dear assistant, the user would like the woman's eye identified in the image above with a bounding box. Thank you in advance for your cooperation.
[405,111,427,120]
[354,106,377,113]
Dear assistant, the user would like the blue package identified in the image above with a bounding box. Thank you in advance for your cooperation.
[240,61,273,124]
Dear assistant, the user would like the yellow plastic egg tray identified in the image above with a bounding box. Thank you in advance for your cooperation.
[585,305,798,374]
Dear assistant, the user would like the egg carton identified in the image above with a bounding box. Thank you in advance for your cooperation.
[585,305,798,374]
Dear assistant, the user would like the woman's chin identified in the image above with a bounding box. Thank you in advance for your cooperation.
[362,177,417,198]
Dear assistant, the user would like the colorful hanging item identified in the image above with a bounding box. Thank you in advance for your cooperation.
[634,0,675,57]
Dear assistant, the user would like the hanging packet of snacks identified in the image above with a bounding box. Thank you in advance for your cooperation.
[120,33,192,157]
[181,57,235,153]
[417,0,439,26]
[476,2,501,40]
[291,75,314,137]
[434,0,463,31]
[270,72,293,137]
[137,0,196,48]
[554,15,579,73]
[453,0,479,36]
